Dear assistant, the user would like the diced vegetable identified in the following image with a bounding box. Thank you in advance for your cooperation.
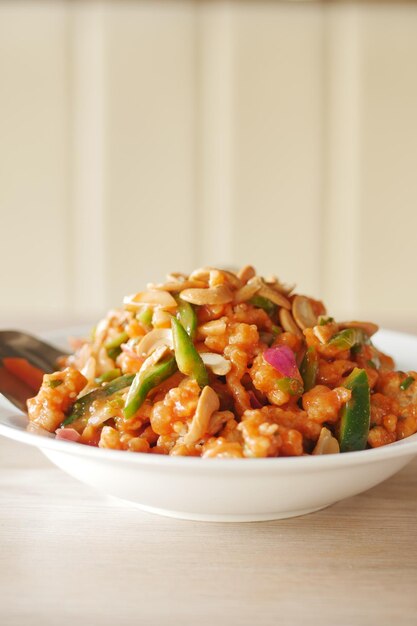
[275,377,304,396]
[123,357,177,419]
[249,295,277,318]
[48,379,63,389]
[137,307,153,330]
[263,345,301,379]
[3,357,44,391]
[105,331,129,360]
[300,347,319,392]
[338,368,370,452]
[95,368,121,384]
[400,375,414,391]
[175,297,197,339]
[328,328,367,351]
[171,317,208,388]
[318,316,334,326]
[63,374,135,426]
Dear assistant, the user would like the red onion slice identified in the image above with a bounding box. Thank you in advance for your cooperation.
[263,345,301,379]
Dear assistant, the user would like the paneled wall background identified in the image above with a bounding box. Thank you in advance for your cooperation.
[1,1,417,331]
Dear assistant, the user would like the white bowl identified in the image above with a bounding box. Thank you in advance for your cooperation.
[1,328,417,522]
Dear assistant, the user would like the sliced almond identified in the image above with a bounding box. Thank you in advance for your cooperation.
[151,309,172,329]
[147,279,206,292]
[279,308,303,338]
[138,344,170,374]
[292,295,318,330]
[80,356,96,383]
[312,427,340,455]
[339,321,379,337]
[165,272,188,282]
[189,267,211,283]
[233,276,263,304]
[265,275,295,296]
[237,265,256,284]
[209,269,242,289]
[183,386,220,445]
[123,290,177,310]
[180,285,233,306]
[197,318,228,337]
[135,329,173,357]
[207,410,235,435]
[200,353,231,375]
[313,322,339,345]
[258,283,291,309]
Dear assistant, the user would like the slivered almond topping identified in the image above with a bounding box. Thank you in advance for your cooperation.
[135,329,173,357]
[197,318,228,337]
[123,290,177,310]
[279,309,303,338]
[292,295,318,330]
[180,285,233,306]
[339,321,379,337]
[151,309,172,329]
[237,265,256,284]
[233,276,263,304]
[200,353,231,375]
[312,427,340,455]
[183,386,220,445]
[147,279,207,292]
[138,345,170,374]
[258,283,291,309]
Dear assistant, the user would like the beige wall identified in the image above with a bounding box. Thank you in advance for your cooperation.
[1,1,417,331]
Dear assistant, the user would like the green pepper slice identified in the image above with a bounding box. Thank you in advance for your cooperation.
[95,368,121,384]
[137,307,153,330]
[275,377,304,396]
[123,356,177,419]
[175,297,197,339]
[249,295,277,318]
[400,375,414,391]
[171,316,208,388]
[300,346,319,392]
[105,331,129,360]
[328,328,367,351]
[63,374,135,426]
[338,368,370,452]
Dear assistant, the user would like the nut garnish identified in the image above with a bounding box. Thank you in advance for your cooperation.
[180,285,233,306]
[279,308,303,338]
[123,290,177,310]
[312,427,340,455]
[292,295,318,330]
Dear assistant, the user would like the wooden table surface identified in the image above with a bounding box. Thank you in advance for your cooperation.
[1,436,416,626]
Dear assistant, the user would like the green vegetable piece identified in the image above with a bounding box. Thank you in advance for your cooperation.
[171,316,208,388]
[318,316,335,326]
[95,368,121,384]
[275,377,304,396]
[328,328,367,351]
[48,379,63,389]
[400,375,414,391]
[300,347,319,392]
[63,374,135,426]
[271,324,282,337]
[339,368,370,452]
[366,360,377,370]
[137,307,153,330]
[249,295,277,318]
[175,297,197,339]
[123,357,177,419]
[105,331,129,361]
